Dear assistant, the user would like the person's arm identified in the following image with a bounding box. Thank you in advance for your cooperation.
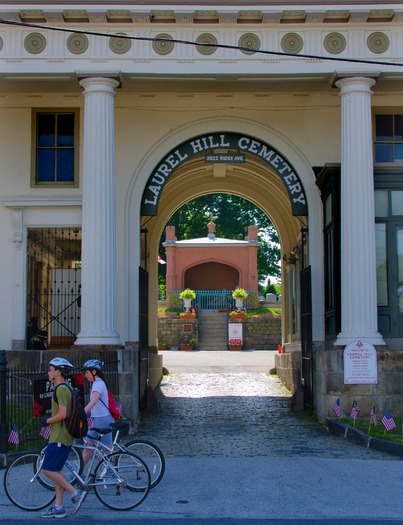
[47,404,67,425]
[85,391,101,415]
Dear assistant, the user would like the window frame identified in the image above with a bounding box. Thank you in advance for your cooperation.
[31,108,80,187]
[373,108,403,167]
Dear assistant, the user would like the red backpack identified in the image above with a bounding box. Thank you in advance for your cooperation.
[100,391,121,420]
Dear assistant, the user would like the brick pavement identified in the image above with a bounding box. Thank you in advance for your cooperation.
[133,371,391,460]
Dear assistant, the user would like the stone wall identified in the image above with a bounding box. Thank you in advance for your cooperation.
[157,318,198,350]
[314,344,403,422]
[275,351,301,394]
[242,316,281,350]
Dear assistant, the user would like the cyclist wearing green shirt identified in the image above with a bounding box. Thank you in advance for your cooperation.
[40,357,87,518]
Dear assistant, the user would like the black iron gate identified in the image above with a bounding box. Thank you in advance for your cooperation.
[27,228,81,349]
[300,265,313,409]
[139,266,149,410]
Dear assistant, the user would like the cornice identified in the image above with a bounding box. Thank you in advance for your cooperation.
[0,6,403,26]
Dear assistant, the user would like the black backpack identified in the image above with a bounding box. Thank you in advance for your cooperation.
[54,383,88,439]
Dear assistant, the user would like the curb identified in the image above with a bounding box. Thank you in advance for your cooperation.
[326,417,403,458]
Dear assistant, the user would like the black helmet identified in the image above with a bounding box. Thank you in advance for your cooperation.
[81,359,104,372]
[49,357,74,372]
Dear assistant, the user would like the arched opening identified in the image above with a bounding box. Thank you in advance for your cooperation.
[127,119,323,412]
[185,262,239,291]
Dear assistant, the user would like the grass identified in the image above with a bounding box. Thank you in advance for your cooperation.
[247,307,281,316]
[340,417,403,444]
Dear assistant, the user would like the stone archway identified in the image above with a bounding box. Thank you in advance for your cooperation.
[126,117,323,350]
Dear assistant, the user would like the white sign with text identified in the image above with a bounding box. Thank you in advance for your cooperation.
[344,340,378,384]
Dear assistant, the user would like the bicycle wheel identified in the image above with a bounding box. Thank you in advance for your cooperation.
[4,453,55,511]
[36,444,83,490]
[124,439,165,488]
[93,452,150,511]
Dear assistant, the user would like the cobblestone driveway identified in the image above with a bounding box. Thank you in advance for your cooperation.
[133,372,391,460]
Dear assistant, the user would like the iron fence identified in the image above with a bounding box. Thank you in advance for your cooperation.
[0,350,119,452]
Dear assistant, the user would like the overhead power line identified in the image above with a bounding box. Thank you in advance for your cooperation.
[0,17,403,69]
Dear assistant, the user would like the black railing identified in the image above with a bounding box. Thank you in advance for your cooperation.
[0,350,119,453]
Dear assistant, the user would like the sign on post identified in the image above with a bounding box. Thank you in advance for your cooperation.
[228,323,243,345]
[344,340,378,384]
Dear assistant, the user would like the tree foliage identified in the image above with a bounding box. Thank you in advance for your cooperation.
[159,194,280,284]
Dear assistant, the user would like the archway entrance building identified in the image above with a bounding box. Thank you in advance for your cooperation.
[1,2,402,425]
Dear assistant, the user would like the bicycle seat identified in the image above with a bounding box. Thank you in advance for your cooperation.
[90,427,113,435]
[110,421,130,432]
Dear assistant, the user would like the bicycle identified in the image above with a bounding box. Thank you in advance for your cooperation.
[36,422,164,490]
[107,421,165,488]
[4,426,151,513]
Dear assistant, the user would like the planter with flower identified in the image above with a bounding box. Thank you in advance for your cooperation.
[229,338,243,351]
[179,305,197,319]
[232,288,248,309]
[179,288,196,312]
[180,338,195,351]
[157,341,170,351]
[230,308,247,319]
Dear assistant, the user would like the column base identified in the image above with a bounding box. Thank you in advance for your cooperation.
[74,331,122,347]
[335,331,385,347]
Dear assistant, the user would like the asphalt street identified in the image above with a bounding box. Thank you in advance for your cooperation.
[2,351,403,524]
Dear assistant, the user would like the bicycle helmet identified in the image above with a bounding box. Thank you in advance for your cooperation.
[48,357,74,372]
[81,359,104,372]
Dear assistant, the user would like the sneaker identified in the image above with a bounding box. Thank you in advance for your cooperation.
[70,491,88,516]
[40,506,67,519]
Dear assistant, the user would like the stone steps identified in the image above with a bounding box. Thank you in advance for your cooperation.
[198,310,228,350]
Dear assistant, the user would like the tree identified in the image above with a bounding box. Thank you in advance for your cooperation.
[159,194,280,285]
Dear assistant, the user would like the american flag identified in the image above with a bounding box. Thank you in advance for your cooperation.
[157,255,166,265]
[87,416,94,429]
[350,400,360,419]
[382,411,396,431]
[333,398,341,417]
[8,422,20,445]
[369,405,377,426]
[39,424,51,440]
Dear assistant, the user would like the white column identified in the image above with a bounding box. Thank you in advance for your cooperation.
[335,77,384,346]
[75,77,122,346]
[12,207,26,349]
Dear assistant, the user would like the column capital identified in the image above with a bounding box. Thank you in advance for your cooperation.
[78,75,121,93]
[335,76,376,94]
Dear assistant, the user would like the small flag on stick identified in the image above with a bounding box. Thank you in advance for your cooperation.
[8,422,20,445]
[351,400,360,421]
[39,424,51,440]
[333,398,341,418]
[382,411,396,432]
[368,405,377,433]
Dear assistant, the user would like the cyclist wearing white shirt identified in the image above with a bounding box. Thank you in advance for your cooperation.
[81,359,114,469]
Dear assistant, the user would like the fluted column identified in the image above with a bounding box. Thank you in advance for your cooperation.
[335,77,384,346]
[75,77,122,346]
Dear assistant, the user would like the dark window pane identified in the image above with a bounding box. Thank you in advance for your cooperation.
[375,143,393,163]
[57,149,74,181]
[37,113,56,147]
[37,149,55,181]
[57,114,74,147]
[394,144,403,162]
[376,114,393,141]
[395,115,403,141]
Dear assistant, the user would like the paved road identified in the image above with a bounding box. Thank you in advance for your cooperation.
[2,351,403,523]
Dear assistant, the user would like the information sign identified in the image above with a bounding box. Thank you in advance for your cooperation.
[344,340,378,384]
[228,323,243,345]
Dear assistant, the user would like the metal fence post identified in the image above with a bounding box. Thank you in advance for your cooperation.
[0,350,8,453]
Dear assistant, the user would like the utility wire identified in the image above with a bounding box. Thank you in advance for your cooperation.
[1,17,403,69]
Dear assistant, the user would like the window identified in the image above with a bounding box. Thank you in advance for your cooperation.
[33,110,79,185]
[374,113,403,163]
